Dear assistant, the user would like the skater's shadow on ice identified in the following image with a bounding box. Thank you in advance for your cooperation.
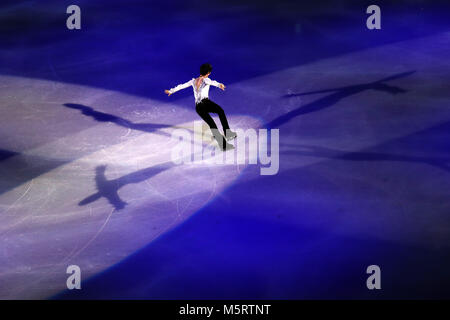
[63,103,172,134]
[0,149,18,162]
[63,103,207,143]
[78,162,173,210]
[266,71,415,129]
[282,144,450,172]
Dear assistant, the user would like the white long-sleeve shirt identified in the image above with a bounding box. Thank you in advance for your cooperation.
[168,77,222,104]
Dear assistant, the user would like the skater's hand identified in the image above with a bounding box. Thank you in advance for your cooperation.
[164,90,172,96]
[219,84,226,91]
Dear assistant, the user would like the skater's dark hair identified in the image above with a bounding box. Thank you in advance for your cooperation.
[200,63,213,76]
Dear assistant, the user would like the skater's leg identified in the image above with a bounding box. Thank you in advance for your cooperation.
[206,100,230,131]
[196,101,218,129]
[207,100,237,140]
[196,102,229,149]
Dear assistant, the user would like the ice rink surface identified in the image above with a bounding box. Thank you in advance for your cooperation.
[0,0,449,299]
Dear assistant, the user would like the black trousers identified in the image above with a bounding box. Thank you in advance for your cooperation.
[196,98,231,147]
[195,98,230,132]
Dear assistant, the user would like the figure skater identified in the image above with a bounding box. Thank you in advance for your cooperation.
[165,63,237,150]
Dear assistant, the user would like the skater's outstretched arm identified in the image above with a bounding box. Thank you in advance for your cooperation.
[165,79,194,96]
[204,78,226,91]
